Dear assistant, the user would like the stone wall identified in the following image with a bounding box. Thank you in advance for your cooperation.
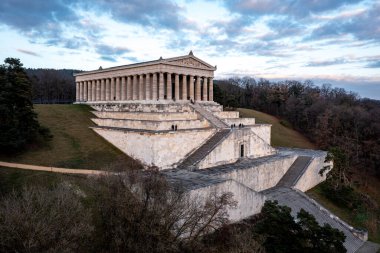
[223,118,256,126]
[214,111,239,119]
[189,179,266,221]
[91,102,193,113]
[92,118,210,131]
[93,127,215,169]
[201,104,223,112]
[200,154,297,191]
[93,111,199,121]
[197,128,276,169]
[250,124,271,145]
[293,153,331,192]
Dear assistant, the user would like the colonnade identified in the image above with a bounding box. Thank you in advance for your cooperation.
[76,72,214,102]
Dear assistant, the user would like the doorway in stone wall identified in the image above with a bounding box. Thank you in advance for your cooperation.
[240,144,244,157]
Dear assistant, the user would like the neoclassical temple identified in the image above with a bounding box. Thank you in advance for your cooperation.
[74,51,216,103]
[71,52,362,249]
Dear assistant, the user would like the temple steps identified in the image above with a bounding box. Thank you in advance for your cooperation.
[190,103,228,128]
[177,129,231,169]
[276,156,312,187]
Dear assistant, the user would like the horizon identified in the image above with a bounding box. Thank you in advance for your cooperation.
[1,0,379,99]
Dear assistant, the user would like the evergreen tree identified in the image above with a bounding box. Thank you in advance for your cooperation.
[0,58,50,153]
[254,201,346,253]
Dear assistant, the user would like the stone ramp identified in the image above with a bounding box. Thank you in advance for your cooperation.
[263,187,365,253]
[177,129,231,169]
[190,103,228,128]
[276,156,312,188]
[356,241,380,253]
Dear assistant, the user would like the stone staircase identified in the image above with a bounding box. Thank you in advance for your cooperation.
[276,156,312,187]
[177,129,231,170]
[190,103,228,128]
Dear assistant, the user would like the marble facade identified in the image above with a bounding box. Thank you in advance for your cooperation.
[74,51,215,103]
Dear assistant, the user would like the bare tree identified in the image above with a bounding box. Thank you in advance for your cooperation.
[91,170,236,253]
[0,185,93,253]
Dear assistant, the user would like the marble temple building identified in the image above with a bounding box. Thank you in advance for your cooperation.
[74,52,367,252]
[75,51,215,103]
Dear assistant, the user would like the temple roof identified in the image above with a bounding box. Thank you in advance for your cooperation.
[74,52,216,76]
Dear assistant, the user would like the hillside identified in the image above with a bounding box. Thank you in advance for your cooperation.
[237,108,316,149]
[0,104,137,170]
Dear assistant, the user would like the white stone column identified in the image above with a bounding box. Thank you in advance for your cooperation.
[159,72,164,100]
[209,77,213,101]
[76,82,80,101]
[89,81,93,101]
[80,81,84,101]
[203,77,208,101]
[195,76,201,101]
[133,75,138,100]
[87,81,92,101]
[91,80,96,101]
[145,74,151,100]
[101,79,105,101]
[152,73,158,100]
[116,77,120,100]
[85,81,88,101]
[139,74,144,100]
[105,78,110,101]
[166,73,172,100]
[96,80,100,101]
[110,78,115,100]
[121,77,126,100]
[182,75,187,100]
[127,76,132,100]
[174,73,179,101]
[189,75,194,101]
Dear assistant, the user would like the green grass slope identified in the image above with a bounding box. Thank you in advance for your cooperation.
[0,104,135,170]
[237,108,316,149]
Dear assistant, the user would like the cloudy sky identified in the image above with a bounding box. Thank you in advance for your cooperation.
[0,0,379,99]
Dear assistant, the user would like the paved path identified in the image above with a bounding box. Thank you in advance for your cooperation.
[0,161,105,175]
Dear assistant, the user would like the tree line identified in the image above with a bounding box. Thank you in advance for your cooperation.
[26,68,80,104]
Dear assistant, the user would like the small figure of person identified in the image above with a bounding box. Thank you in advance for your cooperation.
[175,125,178,131]
[171,125,174,131]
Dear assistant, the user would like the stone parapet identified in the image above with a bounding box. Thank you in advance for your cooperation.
[92,118,211,131]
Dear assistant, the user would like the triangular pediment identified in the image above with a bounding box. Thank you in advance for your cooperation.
[166,55,215,69]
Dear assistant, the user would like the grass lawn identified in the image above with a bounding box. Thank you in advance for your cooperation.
[0,104,136,170]
[237,108,316,149]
